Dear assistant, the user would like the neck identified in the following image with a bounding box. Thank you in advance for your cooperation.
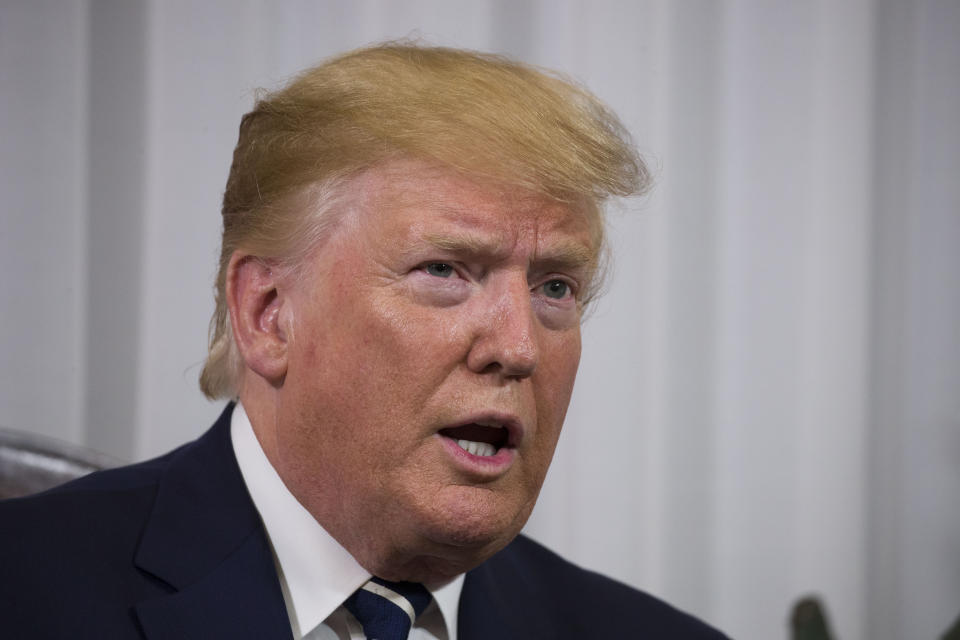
[238,375,282,472]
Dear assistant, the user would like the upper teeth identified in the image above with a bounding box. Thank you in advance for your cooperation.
[456,439,496,457]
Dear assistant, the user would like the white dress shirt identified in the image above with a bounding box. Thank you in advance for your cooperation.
[231,403,464,639]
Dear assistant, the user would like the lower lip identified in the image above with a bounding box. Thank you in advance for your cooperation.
[438,435,516,476]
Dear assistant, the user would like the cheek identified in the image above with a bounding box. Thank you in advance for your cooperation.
[291,291,464,430]
[354,292,472,379]
[544,329,582,396]
[533,331,581,434]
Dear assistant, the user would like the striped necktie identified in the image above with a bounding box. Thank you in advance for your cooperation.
[344,577,432,640]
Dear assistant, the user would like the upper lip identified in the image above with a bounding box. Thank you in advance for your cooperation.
[440,411,524,449]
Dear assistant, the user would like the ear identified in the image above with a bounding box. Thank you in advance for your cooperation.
[226,252,289,386]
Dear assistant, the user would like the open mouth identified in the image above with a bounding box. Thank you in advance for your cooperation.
[438,422,512,458]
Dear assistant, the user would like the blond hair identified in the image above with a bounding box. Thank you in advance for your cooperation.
[200,42,648,399]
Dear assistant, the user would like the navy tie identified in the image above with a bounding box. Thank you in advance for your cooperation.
[344,577,432,640]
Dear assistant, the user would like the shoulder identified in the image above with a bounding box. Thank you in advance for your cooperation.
[0,441,188,567]
[0,405,277,638]
[0,405,230,539]
[0,443,178,539]
[462,534,727,638]
[0,448,185,637]
[0,436,188,535]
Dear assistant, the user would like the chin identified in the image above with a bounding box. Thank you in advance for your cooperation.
[357,486,538,582]
[380,551,481,584]
[416,487,532,560]
[359,512,515,584]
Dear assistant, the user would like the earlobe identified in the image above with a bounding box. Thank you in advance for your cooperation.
[226,252,289,385]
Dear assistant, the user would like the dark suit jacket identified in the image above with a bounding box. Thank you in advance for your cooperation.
[0,405,725,639]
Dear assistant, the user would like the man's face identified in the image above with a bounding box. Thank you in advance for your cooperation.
[271,160,595,581]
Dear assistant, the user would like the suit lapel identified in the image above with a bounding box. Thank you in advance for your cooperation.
[134,529,290,639]
[132,405,291,639]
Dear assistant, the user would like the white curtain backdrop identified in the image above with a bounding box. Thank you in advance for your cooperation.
[2,1,958,638]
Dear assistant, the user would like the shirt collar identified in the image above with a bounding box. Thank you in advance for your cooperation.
[230,402,463,638]
[430,574,464,638]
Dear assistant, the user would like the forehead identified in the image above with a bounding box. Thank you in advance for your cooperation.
[348,160,599,259]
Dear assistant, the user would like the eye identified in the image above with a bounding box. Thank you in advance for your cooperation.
[541,279,571,300]
[424,262,454,278]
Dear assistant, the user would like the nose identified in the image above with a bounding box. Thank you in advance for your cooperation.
[466,275,539,379]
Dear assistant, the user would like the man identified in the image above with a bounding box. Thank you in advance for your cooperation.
[1,44,725,638]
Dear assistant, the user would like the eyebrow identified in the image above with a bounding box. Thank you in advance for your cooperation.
[421,231,597,271]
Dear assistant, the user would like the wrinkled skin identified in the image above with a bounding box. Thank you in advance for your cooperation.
[234,160,596,583]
